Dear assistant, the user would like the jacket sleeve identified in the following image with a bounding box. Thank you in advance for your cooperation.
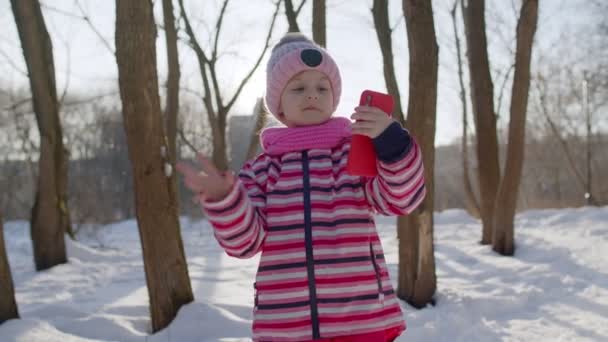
[200,159,267,258]
[363,121,426,216]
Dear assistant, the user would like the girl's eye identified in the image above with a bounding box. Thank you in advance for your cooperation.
[318,87,328,92]
[293,87,304,92]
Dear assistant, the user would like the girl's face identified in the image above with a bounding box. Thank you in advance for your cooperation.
[278,70,334,127]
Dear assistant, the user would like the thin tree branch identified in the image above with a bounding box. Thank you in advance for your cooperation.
[2,97,31,112]
[496,63,515,118]
[224,0,281,113]
[284,0,301,32]
[0,48,27,77]
[178,86,205,103]
[212,0,230,62]
[62,91,118,107]
[39,2,82,18]
[178,128,198,154]
[295,0,307,16]
[390,15,404,32]
[207,1,231,116]
[534,74,587,193]
[74,0,115,56]
[178,0,216,122]
[451,0,480,217]
[57,35,72,112]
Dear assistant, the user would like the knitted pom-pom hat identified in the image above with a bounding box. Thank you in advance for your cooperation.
[264,33,341,120]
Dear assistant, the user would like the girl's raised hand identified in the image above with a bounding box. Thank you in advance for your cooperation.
[176,153,235,202]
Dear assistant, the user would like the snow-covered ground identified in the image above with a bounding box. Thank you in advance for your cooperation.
[2,207,607,342]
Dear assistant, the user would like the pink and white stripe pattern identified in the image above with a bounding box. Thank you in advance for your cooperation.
[201,138,425,341]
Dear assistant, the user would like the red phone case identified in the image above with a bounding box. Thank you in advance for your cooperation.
[346,90,394,177]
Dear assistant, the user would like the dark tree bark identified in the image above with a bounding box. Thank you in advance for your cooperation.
[115,0,193,332]
[462,0,501,244]
[397,0,438,308]
[451,0,480,219]
[492,0,538,255]
[0,210,19,324]
[312,0,326,46]
[162,0,180,190]
[284,0,303,32]
[372,0,405,123]
[11,0,71,271]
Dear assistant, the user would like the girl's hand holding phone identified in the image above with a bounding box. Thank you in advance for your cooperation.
[346,90,394,176]
[350,105,394,139]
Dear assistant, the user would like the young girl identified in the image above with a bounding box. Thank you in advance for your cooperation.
[177,33,425,342]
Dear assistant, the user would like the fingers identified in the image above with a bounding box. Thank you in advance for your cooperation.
[196,153,220,178]
[224,171,236,187]
[177,160,207,193]
[354,106,387,116]
[351,110,388,122]
[178,154,232,198]
[184,175,205,193]
[351,120,377,130]
[176,162,200,179]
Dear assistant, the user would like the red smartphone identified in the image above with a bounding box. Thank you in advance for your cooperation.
[346,90,394,177]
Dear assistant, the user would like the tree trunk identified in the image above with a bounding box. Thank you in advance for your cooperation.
[462,0,500,244]
[492,0,538,255]
[0,210,19,324]
[451,0,480,219]
[246,98,267,161]
[372,0,405,123]
[583,72,597,206]
[162,0,180,193]
[312,0,326,47]
[284,0,301,32]
[11,0,71,271]
[115,0,193,332]
[398,0,438,309]
[211,114,229,172]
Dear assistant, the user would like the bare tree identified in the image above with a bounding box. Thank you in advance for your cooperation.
[178,0,281,171]
[492,0,538,255]
[0,210,19,323]
[397,0,438,308]
[11,0,72,270]
[162,0,180,194]
[371,0,405,123]
[462,0,501,244]
[115,0,193,332]
[312,0,326,46]
[451,0,480,218]
[533,73,587,195]
[284,0,306,32]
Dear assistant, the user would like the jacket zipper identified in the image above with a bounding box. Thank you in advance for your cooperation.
[302,151,320,340]
[253,282,258,311]
[370,243,384,304]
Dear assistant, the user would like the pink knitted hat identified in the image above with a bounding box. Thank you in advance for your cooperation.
[264,33,342,120]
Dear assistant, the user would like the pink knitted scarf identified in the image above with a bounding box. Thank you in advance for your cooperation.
[260,117,352,155]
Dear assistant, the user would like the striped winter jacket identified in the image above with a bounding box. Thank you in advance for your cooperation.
[201,122,426,341]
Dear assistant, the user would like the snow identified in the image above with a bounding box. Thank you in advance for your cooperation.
[2,207,607,342]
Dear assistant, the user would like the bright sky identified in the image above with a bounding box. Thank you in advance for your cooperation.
[0,0,585,146]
